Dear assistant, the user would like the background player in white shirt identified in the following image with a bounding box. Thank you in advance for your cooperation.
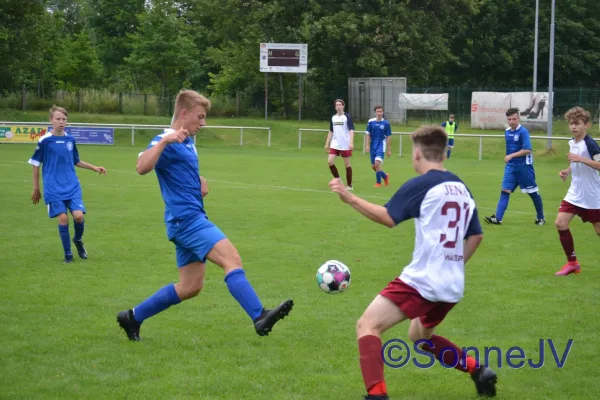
[329,125,496,400]
[554,107,600,276]
[325,99,355,190]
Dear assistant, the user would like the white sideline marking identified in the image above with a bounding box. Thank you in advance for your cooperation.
[2,162,545,216]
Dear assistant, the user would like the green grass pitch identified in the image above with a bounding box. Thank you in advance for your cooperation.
[0,113,598,399]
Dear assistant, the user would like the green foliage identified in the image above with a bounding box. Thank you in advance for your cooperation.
[54,31,104,90]
[124,0,202,95]
[1,0,600,117]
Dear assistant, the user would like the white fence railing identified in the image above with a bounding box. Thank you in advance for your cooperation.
[0,121,272,147]
[297,128,600,161]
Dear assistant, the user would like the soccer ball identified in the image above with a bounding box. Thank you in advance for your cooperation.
[316,260,351,294]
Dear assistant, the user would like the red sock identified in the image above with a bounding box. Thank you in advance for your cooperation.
[421,335,477,374]
[358,335,387,394]
[329,164,339,178]
[558,229,577,262]
[346,166,352,186]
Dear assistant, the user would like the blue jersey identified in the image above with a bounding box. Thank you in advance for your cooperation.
[505,125,533,166]
[147,131,205,224]
[366,119,391,151]
[28,133,82,204]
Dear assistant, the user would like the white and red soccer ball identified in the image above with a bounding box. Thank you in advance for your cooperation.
[316,260,351,294]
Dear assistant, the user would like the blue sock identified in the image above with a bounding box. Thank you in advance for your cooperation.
[58,224,72,257]
[495,191,510,221]
[447,149,451,158]
[74,220,84,241]
[224,269,264,321]
[133,283,181,323]
[381,171,387,179]
[376,171,382,184]
[528,192,545,220]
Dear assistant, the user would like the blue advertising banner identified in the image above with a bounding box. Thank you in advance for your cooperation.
[47,126,114,145]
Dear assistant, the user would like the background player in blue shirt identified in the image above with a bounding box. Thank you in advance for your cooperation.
[328,125,495,400]
[365,105,392,187]
[29,105,107,263]
[117,90,293,341]
[484,108,545,225]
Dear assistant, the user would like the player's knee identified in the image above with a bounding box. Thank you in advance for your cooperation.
[407,329,419,343]
[356,315,375,335]
[221,251,243,273]
[57,214,68,225]
[371,165,376,171]
[182,281,204,299]
[73,213,84,223]
[595,225,600,236]
[554,219,568,231]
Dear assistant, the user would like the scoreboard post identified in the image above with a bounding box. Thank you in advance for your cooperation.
[259,43,308,120]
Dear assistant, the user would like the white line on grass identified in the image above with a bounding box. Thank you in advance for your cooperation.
[0,163,545,217]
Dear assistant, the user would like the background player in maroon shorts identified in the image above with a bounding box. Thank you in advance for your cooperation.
[325,99,355,190]
[329,125,496,399]
[554,107,600,276]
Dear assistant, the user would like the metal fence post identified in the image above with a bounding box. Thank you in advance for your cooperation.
[240,128,243,146]
[131,126,134,146]
[398,134,403,157]
[268,129,271,148]
[298,130,302,149]
[479,136,483,161]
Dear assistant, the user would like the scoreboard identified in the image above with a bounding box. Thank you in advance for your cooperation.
[260,43,308,73]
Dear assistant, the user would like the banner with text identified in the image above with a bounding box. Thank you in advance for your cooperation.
[0,126,48,143]
[47,126,114,145]
[399,93,449,110]
[471,92,549,130]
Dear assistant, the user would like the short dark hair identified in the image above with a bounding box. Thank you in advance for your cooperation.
[411,125,447,162]
[506,108,519,117]
[334,99,345,107]
[374,104,384,111]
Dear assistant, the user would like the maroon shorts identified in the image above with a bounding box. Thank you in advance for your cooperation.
[329,148,352,157]
[379,278,456,329]
[558,200,600,223]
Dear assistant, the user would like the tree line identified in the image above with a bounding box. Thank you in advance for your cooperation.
[1,0,599,118]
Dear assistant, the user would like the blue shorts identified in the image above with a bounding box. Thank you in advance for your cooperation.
[167,215,227,267]
[501,164,539,193]
[447,138,455,147]
[370,151,385,165]
[47,198,86,218]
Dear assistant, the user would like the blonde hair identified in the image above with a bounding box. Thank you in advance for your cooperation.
[49,105,68,119]
[411,125,448,162]
[564,106,591,124]
[173,90,211,121]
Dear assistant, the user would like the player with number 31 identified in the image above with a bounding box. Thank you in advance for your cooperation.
[329,125,497,400]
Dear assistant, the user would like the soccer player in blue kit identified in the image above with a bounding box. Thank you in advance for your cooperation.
[484,108,545,225]
[29,105,107,263]
[116,90,293,340]
[365,105,392,187]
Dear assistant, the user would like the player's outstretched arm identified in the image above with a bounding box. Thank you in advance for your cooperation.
[137,128,188,174]
[76,161,107,175]
[31,165,41,205]
[329,178,395,227]
[464,234,484,264]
